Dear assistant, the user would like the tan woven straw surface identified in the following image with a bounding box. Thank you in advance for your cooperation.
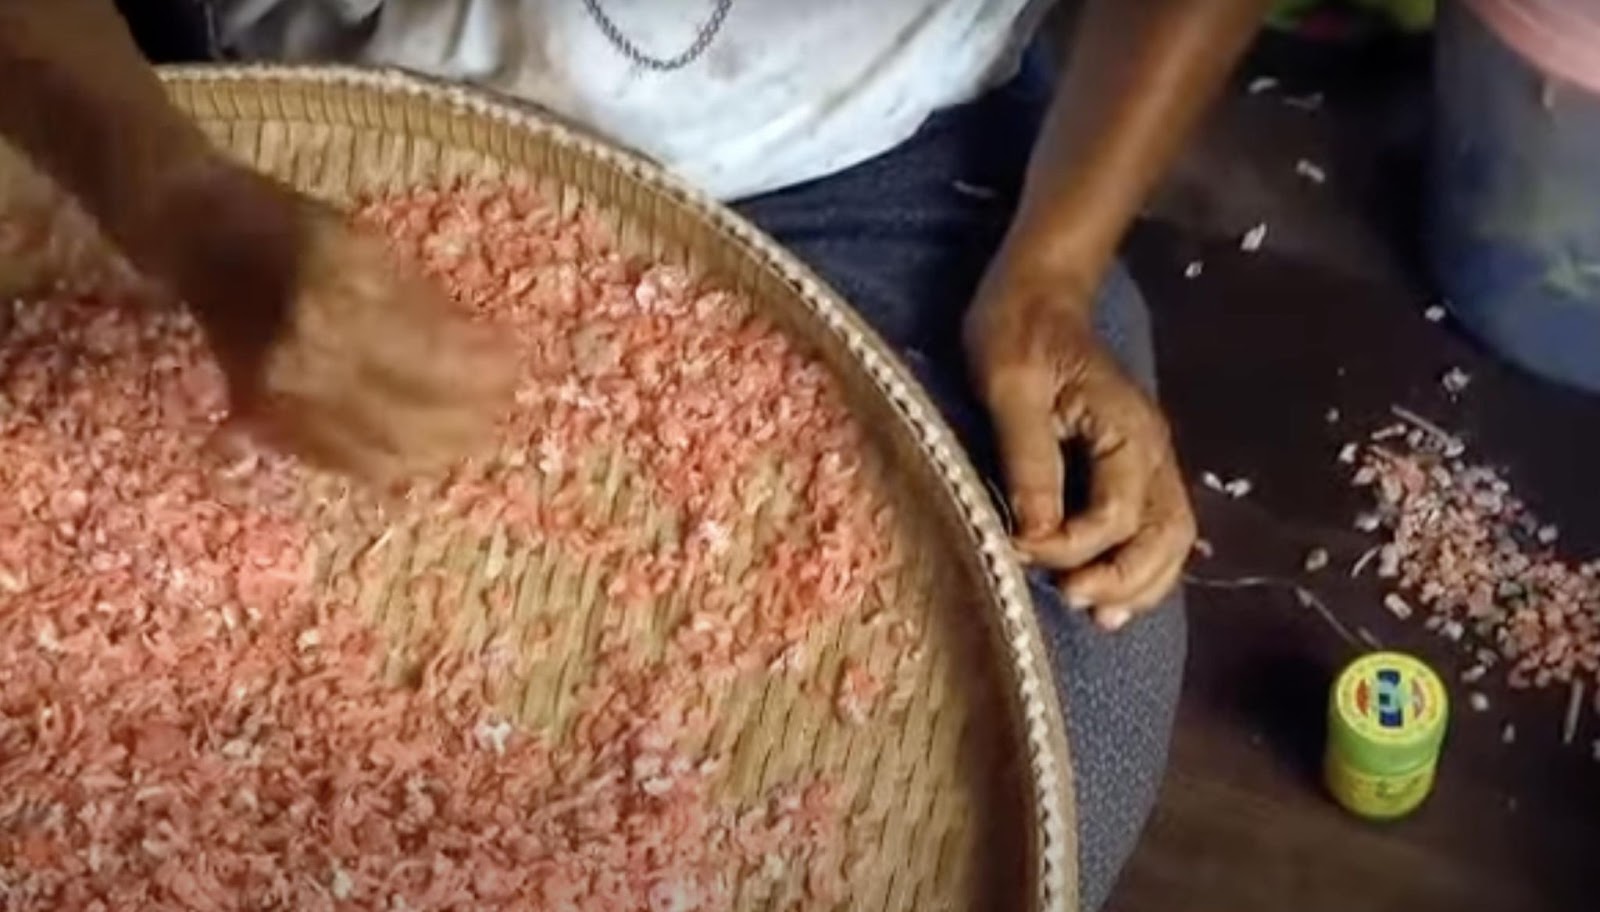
[4,65,1079,911]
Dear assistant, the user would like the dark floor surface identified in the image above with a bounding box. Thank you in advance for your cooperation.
[1106,38,1600,912]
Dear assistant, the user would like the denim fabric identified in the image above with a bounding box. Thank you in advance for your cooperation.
[1431,2,1600,393]
[736,52,1184,911]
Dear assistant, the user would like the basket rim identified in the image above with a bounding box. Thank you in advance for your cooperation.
[156,62,1078,912]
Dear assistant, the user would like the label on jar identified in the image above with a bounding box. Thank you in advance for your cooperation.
[1325,751,1437,819]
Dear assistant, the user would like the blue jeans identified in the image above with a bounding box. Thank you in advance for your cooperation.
[737,54,1185,912]
[1430,2,1600,393]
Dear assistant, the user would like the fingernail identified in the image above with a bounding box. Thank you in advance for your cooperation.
[1065,590,1093,611]
[1097,608,1131,632]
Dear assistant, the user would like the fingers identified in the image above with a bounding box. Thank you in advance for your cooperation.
[335,389,495,469]
[983,369,1065,538]
[1015,378,1163,570]
[1060,464,1196,629]
[967,285,1189,632]
[241,217,517,483]
[1016,428,1150,571]
[358,310,518,407]
[258,394,405,483]
[1107,556,1186,628]
[343,298,515,474]
[256,360,502,480]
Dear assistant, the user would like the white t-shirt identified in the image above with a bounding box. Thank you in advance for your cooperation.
[212,0,1050,199]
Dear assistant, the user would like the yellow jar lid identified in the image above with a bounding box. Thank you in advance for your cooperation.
[1329,651,1449,774]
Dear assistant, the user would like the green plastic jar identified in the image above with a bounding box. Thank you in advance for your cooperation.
[1324,652,1450,820]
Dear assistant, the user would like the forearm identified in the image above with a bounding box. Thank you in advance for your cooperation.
[1001,0,1271,304]
[0,0,216,277]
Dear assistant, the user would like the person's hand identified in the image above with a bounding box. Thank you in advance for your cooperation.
[964,264,1194,631]
[156,162,516,481]
[0,0,513,480]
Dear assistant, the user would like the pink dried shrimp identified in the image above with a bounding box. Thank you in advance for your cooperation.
[0,180,909,910]
[1351,423,1600,701]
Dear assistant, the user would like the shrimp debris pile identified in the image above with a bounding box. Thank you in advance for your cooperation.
[1350,422,1600,717]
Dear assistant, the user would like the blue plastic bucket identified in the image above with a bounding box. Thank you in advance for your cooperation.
[1430,2,1600,392]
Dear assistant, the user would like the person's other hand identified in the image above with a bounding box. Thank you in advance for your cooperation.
[157,162,516,481]
[964,265,1194,632]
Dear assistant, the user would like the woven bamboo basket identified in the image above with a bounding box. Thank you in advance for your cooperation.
[1,65,1078,911]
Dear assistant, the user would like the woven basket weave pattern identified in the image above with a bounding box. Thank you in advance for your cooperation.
[2,65,1079,912]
